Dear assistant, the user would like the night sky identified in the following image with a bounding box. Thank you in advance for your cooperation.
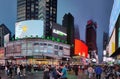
[0,0,114,62]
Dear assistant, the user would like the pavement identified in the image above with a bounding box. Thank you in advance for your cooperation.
[0,70,110,79]
[0,71,43,79]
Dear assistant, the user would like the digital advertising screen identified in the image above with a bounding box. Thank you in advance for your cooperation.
[74,39,88,58]
[109,0,120,36]
[108,29,116,56]
[4,33,10,47]
[52,23,67,41]
[118,27,120,47]
[15,20,44,39]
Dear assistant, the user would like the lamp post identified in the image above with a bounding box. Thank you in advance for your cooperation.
[103,50,106,56]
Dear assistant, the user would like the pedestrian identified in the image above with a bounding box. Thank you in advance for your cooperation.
[56,63,68,79]
[105,66,114,79]
[52,65,61,79]
[74,65,78,76]
[5,65,8,75]
[94,65,102,79]
[43,66,50,79]
[17,65,21,79]
[9,65,13,78]
[87,65,94,79]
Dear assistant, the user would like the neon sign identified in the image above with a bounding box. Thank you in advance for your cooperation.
[53,29,67,36]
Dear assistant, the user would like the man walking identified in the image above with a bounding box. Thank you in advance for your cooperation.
[94,65,102,79]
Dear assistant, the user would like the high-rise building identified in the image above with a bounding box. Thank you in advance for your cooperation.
[86,20,97,60]
[17,0,57,36]
[62,13,74,56]
[103,32,108,50]
[0,24,11,47]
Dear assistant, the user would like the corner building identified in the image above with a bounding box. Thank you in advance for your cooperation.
[5,38,70,65]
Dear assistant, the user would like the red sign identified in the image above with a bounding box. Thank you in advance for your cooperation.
[74,39,88,58]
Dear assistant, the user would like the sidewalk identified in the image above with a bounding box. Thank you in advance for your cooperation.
[0,71,44,79]
[67,70,106,79]
[67,74,77,79]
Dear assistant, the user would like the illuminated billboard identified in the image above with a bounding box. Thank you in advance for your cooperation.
[53,29,67,36]
[4,33,10,47]
[74,39,88,58]
[118,27,120,47]
[109,0,120,36]
[15,20,44,39]
[108,28,116,56]
[52,22,67,41]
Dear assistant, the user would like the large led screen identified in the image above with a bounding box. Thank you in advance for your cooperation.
[15,20,44,39]
[109,0,120,36]
[108,29,116,56]
[118,27,120,47]
[74,39,88,58]
[4,33,10,47]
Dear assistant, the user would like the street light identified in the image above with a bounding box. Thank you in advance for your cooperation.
[79,53,81,56]
[103,50,106,56]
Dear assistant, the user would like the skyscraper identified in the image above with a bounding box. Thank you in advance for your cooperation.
[0,24,11,47]
[103,32,108,50]
[17,0,57,36]
[86,20,97,60]
[62,13,74,56]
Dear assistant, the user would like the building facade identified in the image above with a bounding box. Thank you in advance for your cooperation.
[0,24,11,47]
[103,32,108,50]
[5,38,70,64]
[17,0,57,37]
[62,13,74,56]
[86,20,98,61]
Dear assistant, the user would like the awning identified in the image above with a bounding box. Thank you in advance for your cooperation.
[110,48,120,57]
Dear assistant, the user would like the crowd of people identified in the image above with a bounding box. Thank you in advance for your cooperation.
[72,64,120,79]
[1,63,120,79]
[43,63,68,79]
[0,63,45,79]
[42,63,120,79]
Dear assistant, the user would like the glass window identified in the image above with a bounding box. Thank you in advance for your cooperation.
[44,43,47,46]
[59,46,63,50]
[48,44,52,46]
[33,43,39,45]
[40,43,44,45]
[27,42,33,49]
[54,45,58,49]
[21,43,27,50]
[54,51,58,55]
